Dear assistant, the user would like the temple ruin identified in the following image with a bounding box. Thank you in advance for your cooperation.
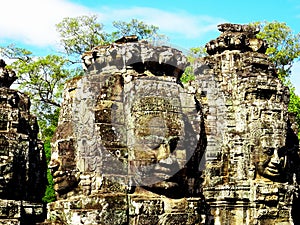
[0,23,299,225]
[201,23,300,225]
[0,60,47,224]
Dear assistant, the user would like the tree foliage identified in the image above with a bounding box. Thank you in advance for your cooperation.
[181,46,207,83]
[188,46,207,58]
[285,80,300,139]
[0,46,73,134]
[42,140,56,203]
[56,16,166,59]
[112,19,166,42]
[56,15,110,59]
[1,15,166,202]
[256,21,300,79]
[256,21,300,138]
[15,54,70,107]
[0,44,32,61]
[0,15,165,135]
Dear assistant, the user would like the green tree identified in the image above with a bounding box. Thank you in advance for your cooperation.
[112,18,166,42]
[56,15,110,60]
[1,47,73,128]
[56,16,167,58]
[42,140,56,203]
[1,15,166,202]
[15,54,70,108]
[256,21,300,138]
[188,46,207,58]
[1,16,165,139]
[0,45,71,133]
[55,15,167,81]
[256,21,300,79]
[181,46,207,83]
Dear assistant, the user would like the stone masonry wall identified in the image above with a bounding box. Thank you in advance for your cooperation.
[199,23,300,225]
[44,38,211,224]
[0,60,47,225]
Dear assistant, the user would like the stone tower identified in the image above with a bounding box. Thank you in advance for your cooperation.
[200,24,300,225]
[42,24,300,225]
[0,60,47,224]
[44,38,211,224]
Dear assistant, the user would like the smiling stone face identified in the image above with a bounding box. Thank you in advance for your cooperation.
[49,74,203,200]
[129,97,186,195]
[44,41,211,225]
[247,86,289,182]
[49,139,79,196]
[256,146,287,180]
[91,75,202,197]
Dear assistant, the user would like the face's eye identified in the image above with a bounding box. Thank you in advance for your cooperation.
[141,135,165,149]
[263,148,274,156]
[168,136,179,152]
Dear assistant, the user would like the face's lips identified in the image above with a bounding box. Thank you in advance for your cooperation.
[152,167,173,180]
[52,171,68,184]
[53,170,66,177]
[53,176,65,184]
[265,165,280,176]
[153,164,172,172]
[52,170,79,193]
[131,159,179,184]
[132,158,177,171]
[52,170,78,184]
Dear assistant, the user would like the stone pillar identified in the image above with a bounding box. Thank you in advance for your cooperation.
[200,23,300,225]
[44,39,211,224]
[0,60,47,224]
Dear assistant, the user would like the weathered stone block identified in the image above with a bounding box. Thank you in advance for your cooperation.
[0,60,46,224]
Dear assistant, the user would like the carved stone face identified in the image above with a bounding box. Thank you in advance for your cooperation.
[49,139,79,196]
[130,114,182,187]
[49,75,201,198]
[128,96,195,196]
[256,136,287,180]
[247,86,289,182]
[257,147,286,180]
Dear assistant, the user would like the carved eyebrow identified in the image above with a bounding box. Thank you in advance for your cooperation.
[263,148,274,155]
[245,89,277,100]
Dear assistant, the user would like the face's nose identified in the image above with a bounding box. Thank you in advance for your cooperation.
[156,143,171,162]
[48,160,60,174]
[270,149,280,165]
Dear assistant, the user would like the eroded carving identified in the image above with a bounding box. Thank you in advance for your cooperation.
[201,23,300,225]
[45,39,211,225]
[43,25,300,225]
[0,60,47,224]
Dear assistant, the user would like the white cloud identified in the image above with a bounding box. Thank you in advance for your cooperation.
[291,61,300,96]
[99,7,226,39]
[0,2,225,48]
[0,0,93,46]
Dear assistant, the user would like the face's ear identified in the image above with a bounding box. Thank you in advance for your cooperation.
[283,155,287,169]
[48,159,60,173]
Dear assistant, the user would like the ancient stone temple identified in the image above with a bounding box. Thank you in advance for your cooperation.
[200,23,300,225]
[0,60,47,224]
[44,36,211,225]
[42,23,300,225]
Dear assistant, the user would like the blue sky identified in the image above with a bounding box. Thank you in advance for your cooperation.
[0,0,299,93]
